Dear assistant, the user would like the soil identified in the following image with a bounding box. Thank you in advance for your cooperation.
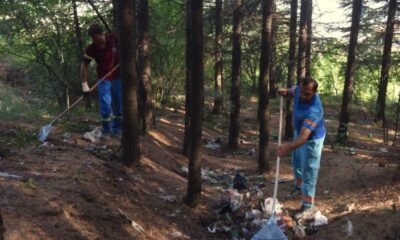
[0,75,400,239]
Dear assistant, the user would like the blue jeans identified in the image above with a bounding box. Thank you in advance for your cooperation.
[98,79,122,134]
[292,134,325,208]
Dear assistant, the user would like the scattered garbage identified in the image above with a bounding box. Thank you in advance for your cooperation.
[228,189,243,212]
[204,170,330,239]
[204,137,222,150]
[233,173,247,191]
[39,142,54,148]
[344,217,353,237]
[245,209,262,219]
[160,195,177,203]
[131,220,145,233]
[379,147,388,153]
[63,132,71,139]
[83,127,102,143]
[345,147,356,155]
[262,197,282,216]
[313,211,328,226]
[170,230,190,239]
[346,203,356,212]
[248,146,256,156]
[0,172,22,179]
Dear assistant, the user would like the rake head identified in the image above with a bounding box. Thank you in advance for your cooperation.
[38,123,53,143]
[251,216,287,240]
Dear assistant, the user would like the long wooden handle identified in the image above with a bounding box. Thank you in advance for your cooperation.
[51,64,120,125]
[271,95,284,217]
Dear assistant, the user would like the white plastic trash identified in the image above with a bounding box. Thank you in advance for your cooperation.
[314,211,328,226]
[263,197,283,215]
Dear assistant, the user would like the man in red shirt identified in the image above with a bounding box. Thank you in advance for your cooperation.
[80,23,121,136]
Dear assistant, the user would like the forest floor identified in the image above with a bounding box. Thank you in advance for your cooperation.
[0,67,400,239]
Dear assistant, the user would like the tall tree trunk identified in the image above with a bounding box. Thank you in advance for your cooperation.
[228,0,243,150]
[392,92,400,146]
[268,0,277,98]
[183,0,192,156]
[212,0,223,115]
[296,0,309,84]
[258,0,274,174]
[375,0,397,123]
[185,0,204,207]
[112,0,119,32]
[284,0,297,140]
[87,0,112,32]
[72,0,90,109]
[336,0,362,143]
[138,0,153,132]
[72,0,83,53]
[305,0,312,77]
[119,0,141,167]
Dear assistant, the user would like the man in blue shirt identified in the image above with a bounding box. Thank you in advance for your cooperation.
[277,77,326,220]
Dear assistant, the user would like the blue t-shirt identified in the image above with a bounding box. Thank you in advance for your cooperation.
[291,86,326,140]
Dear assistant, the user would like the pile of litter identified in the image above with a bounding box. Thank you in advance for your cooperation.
[202,171,329,239]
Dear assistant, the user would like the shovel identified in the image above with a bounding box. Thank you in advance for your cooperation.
[252,95,287,240]
[38,64,120,142]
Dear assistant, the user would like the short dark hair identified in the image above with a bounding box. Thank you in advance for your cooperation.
[88,23,104,37]
[301,77,318,92]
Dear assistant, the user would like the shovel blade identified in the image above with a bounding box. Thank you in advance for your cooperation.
[38,124,53,143]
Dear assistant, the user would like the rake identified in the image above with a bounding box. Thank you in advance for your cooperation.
[252,95,287,240]
[38,64,120,142]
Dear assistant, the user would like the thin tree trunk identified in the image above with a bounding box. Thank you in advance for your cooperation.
[119,0,141,167]
[72,0,83,52]
[228,0,243,150]
[336,0,362,143]
[185,0,204,207]
[73,0,91,109]
[284,0,297,140]
[392,92,400,146]
[305,0,312,77]
[87,0,112,32]
[183,0,192,156]
[212,0,223,115]
[258,0,274,173]
[375,0,397,123]
[112,0,119,32]
[269,0,277,98]
[138,0,153,132]
[296,0,309,84]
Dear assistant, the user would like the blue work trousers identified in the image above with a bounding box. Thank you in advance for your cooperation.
[292,134,325,208]
[98,79,122,134]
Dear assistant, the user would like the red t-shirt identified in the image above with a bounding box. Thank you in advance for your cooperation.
[82,33,120,80]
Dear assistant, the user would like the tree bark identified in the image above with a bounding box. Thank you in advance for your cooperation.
[119,0,141,167]
[72,0,83,53]
[268,0,277,98]
[337,0,362,143]
[228,0,243,150]
[305,0,312,77]
[112,0,119,32]
[393,92,400,146]
[185,0,204,207]
[296,0,309,84]
[138,0,153,132]
[183,0,192,156]
[284,0,297,141]
[375,0,397,123]
[212,0,223,115]
[258,0,274,174]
